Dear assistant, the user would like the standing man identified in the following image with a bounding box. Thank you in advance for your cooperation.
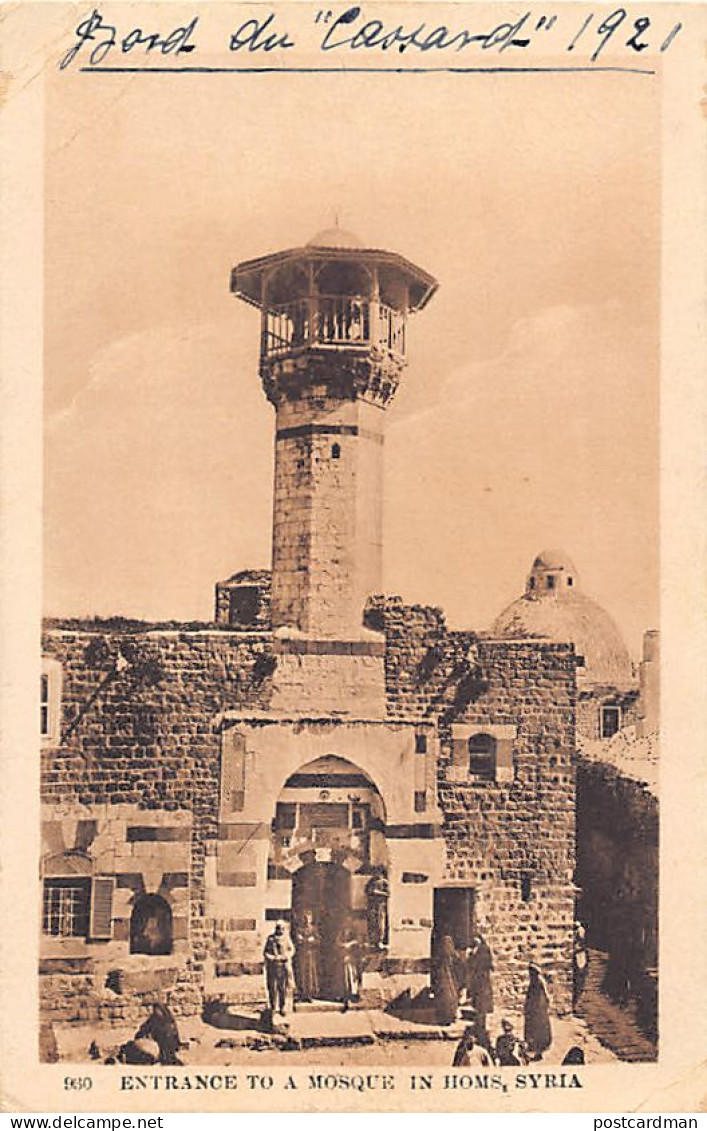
[466,933,494,1048]
[263,921,295,1018]
[294,910,321,1002]
[524,962,552,1060]
[573,920,589,1006]
[336,922,362,1012]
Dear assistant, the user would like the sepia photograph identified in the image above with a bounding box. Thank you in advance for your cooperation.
[2,0,705,1116]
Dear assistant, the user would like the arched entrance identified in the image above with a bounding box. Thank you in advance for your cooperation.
[268,754,388,1003]
[292,861,350,1000]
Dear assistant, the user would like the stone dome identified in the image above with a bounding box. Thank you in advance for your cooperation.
[306,226,364,250]
[492,551,633,688]
[531,549,577,574]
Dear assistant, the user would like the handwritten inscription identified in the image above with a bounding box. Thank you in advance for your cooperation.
[58,6,683,70]
[319,7,533,53]
[59,10,199,68]
[315,6,682,60]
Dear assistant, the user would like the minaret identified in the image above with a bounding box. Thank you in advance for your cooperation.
[231,227,437,664]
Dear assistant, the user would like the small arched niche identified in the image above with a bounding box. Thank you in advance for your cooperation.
[130,893,173,956]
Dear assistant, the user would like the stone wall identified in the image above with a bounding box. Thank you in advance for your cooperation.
[575,755,658,1042]
[577,687,640,741]
[576,756,658,964]
[40,626,275,1022]
[40,603,578,1021]
[367,597,578,1013]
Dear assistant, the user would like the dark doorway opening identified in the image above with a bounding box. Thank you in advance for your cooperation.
[292,862,351,1000]
[433,887,476,951]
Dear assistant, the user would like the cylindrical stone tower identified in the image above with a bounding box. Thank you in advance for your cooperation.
[231,226,437,644]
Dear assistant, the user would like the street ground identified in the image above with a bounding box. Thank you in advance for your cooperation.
[53,1006,616,1067]
[49,950,656,1067]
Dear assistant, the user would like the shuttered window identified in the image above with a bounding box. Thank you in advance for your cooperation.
[89,876,115,940]
[220,729,247,816]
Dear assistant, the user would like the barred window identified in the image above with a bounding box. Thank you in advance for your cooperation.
[42,878,90,938]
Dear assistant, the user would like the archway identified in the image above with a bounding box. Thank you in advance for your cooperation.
[271,754,387,875]
[269,754,388,1002]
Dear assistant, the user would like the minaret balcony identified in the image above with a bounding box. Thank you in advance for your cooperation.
[262,296,406,362]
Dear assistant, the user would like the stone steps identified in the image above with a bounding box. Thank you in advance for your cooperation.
[294,999,366,1013]
[575,949,657,1062]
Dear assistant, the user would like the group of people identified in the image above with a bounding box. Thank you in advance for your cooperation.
[264,875,391,1018]
[432,933,554,1060]
[263,915,363,1017]
[453,1018,586,1069]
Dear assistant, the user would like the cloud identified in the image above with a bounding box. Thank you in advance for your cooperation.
[44,317,273,620]
[384,302,658,654]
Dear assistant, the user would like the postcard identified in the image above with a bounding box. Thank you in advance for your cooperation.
[1,0,705,1114]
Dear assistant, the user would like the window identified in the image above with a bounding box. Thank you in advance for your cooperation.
[351,804,368,831]
[414,790,427,813]
[600,705,621,738]
[42,878,90,938]
[40,659,62,747]
[450,723,516,783]
[130,894,173,956]
[415,733,427,754]
[331,443,341,460]
[275,802,296,830]
[520,872,533,903]
[468,733,496,780]
[229,586,260,626]
[567,576,574,587]
[40,673,50,737]
[41,853,114,942]
[547,575,556,590]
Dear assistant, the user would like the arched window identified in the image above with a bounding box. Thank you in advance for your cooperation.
[468,733,496,780]
[130,894,173,956]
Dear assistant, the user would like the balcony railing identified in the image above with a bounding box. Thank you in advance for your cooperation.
[262,296,406,361]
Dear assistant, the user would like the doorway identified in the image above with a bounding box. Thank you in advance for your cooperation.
[433,887,476,951]
[292,862,351,1000]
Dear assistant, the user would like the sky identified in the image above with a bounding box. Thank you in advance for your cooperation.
[44,58,660,658]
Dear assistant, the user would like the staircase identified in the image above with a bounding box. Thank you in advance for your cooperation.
[575,949,657,1062]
